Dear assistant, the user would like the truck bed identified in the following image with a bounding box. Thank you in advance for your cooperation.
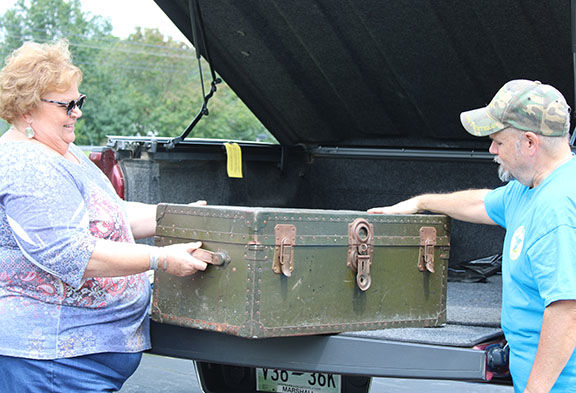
[353,274,502,347]
[150,276,502,380]
[107,138,505,380]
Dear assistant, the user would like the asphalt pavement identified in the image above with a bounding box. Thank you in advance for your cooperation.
[119,354,514,393]
[119,354,201,393]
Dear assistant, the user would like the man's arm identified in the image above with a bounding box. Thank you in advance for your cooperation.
[368,189,496,225]
[524,300,576,393]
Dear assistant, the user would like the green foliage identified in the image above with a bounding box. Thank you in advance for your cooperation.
[0,0,276,145]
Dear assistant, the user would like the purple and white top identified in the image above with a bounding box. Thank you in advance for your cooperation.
[0,142,151,359]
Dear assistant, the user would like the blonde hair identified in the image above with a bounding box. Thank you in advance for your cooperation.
[0,40,82,123]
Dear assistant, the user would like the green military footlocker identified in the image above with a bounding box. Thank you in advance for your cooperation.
[152,204,450,338]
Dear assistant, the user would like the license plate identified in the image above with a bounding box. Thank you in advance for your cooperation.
[256,368,341,393]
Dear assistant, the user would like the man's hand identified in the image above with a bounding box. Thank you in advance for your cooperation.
[367,190,496,225]
[368,197,421,215]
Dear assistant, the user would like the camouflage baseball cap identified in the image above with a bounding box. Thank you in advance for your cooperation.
[460,79,570,137]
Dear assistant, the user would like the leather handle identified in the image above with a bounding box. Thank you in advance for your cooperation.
[192,248,230,266]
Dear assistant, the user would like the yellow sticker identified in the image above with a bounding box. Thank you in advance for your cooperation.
[224,142,243,178]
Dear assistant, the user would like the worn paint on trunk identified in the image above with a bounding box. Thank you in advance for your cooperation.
[152,204,450,338]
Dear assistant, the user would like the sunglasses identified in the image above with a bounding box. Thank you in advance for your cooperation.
[41,94,86,116]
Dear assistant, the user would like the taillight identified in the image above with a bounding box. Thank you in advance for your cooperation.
[89,149,125,199]
[474,339,510,381]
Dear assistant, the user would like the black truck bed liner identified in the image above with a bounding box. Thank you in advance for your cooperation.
[346,275,502,347]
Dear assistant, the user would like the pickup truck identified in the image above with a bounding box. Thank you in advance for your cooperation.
[90,0,574,392]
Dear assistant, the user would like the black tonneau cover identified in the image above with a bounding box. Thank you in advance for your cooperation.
[154,0,572,148]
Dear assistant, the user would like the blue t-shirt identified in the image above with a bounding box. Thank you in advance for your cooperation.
[485,157,576,392]
[0,142,151,359]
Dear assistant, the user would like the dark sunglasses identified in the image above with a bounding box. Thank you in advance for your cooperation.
[41,94,86,116]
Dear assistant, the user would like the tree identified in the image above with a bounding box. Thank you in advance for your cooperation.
[0,0,113,57]
[0,0,276,144]
[84,27,201,142]
[0,0,114,139]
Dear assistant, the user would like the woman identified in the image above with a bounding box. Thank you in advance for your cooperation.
[0,40,207,392]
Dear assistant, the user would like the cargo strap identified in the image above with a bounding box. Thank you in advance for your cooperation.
[347,218,374,291]
[166,0,221,149]
[418,227,437,273]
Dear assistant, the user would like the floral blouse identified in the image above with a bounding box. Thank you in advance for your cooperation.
[0,142,151,359]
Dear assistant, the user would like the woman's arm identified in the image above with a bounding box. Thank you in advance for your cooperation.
[124,200,208,240]
[83,239,207,278]
[124,202,157,239]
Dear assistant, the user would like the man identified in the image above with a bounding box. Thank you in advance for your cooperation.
[369,80,576,393]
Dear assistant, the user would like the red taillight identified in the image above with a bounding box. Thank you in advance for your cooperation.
[474,339,510,381]
[89,149,125,199]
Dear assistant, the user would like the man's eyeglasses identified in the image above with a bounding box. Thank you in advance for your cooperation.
[41,94,86,116]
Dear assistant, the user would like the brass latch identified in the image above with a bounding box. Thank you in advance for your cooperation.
[347,218,374,291]
[273,224,296,277]
[418,226,437,273]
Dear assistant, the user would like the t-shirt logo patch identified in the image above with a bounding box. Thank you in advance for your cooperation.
[510,225,525,261]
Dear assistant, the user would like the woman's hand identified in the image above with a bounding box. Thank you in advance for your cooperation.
[160,241,208,276]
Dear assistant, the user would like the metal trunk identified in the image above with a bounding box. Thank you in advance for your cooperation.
[152,204,450,338]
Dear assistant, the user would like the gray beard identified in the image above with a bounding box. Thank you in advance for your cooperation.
[498,165,514,182]
[494,156,514,183]
[494,156,534,187]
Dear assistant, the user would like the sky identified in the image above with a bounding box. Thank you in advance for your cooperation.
[0,0,190,43]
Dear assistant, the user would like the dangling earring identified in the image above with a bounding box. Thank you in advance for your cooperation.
[24,125,34,138]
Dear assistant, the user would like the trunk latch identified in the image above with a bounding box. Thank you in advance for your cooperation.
[273,224,296,277]
[347,218,374,291]
[418,226,437,273]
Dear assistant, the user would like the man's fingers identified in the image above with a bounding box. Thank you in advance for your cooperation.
[367,207,390,214]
